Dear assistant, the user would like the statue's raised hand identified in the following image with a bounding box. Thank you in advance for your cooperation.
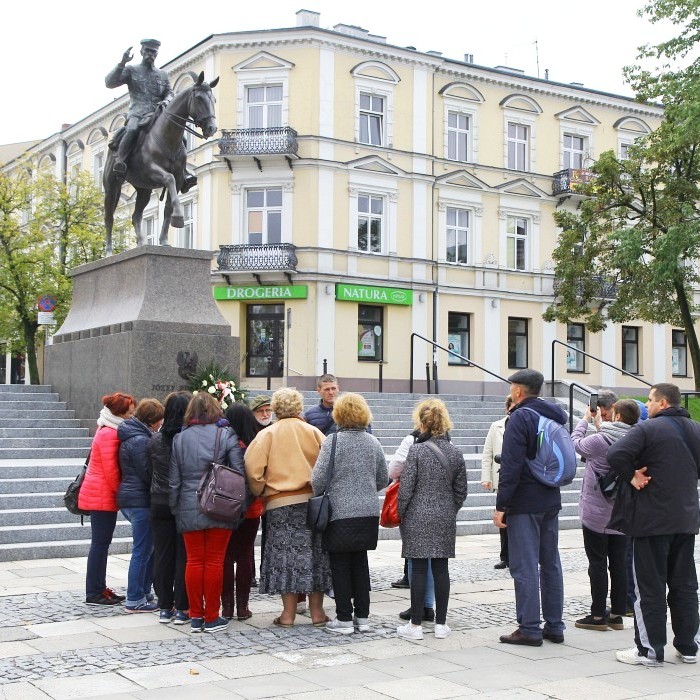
[120,47,134,66]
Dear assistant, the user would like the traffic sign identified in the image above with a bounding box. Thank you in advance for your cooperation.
[38,295,57,312]
[38,312,57,325]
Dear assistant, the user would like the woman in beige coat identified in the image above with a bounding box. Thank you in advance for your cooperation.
[481,396,512,569]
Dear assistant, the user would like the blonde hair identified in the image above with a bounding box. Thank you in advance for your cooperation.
[332,393,372,429]
[271,387,304,419]
[413,398,453,437]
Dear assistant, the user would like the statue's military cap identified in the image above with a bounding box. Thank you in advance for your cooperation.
[140,39,161,50]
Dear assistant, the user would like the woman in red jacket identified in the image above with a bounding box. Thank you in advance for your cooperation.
[79,392,136,606]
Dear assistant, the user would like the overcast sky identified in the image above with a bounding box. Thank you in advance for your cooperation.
[1,0,668,144]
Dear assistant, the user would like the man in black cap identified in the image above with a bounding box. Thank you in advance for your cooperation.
[495,368,568,647]
[106,40,194,188]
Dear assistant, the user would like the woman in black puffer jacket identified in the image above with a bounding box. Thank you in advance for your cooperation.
[146,391,191,624]
[117,398,164,612]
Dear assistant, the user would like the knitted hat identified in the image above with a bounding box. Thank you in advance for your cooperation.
[250,394,272,412]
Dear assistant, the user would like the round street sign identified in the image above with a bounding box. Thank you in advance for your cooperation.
[38,295,57,312]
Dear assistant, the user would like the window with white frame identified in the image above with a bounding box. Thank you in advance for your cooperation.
[175,201,194,249]
[447,111,470,162]
[246,188,282,245]
[184,129,197,152]
[566,323,585,372]
[93,152,104,190]
[622,326,640,374]
[359,93,384,146]
[144,215,158,246]
[672,329,687,376]
[507,123,529,170]
[563,134,586,169]
[508,317,529,369]
[357,193,383,253]
[506,216,528,271]
[246,85,283,129]
[446,207,469,263]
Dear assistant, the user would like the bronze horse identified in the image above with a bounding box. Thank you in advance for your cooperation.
[103,72,219,255]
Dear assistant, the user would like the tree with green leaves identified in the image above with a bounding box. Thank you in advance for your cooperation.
[0,170,126,384]
[545,0,700,389]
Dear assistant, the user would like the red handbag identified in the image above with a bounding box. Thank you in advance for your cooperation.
[380,481,401,528]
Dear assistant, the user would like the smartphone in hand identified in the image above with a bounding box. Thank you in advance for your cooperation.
[589,393,598,413]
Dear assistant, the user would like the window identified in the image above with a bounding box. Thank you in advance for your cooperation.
[246,188,282,245]
[448,312,470,365]
[184,129,197,152]
[446,207,469,263]
[508,318,528,369]
[174,201,194,249]
[93,152,104,190]
[246,304,284,377]
[357,194,383,253]
[246,85,283,129]
[506,216,528,271]
[358,305,383,361]
[359,93,384,146]
[447,111,469,162]
[566,323,585,372]
[622,326,640,375]
[507,123,529,170]
[672,330,688,376]
[144,216,158,246]
[563,134,585,170]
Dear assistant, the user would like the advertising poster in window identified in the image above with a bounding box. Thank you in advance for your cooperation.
[672,348,681,376]
[358,327,376,358]
[448,333,467,364]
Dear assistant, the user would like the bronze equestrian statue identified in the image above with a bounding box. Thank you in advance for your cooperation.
[103,39,218,255]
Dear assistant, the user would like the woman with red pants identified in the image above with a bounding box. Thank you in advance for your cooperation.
[222,403,265,621]
[170,393,246,633]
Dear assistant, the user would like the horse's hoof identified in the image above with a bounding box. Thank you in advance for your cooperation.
[171,215,184,228]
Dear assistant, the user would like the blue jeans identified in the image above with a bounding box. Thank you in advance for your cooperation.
[408,558,435,607]
[507,509,565,638]
[86,510,118,599]
[122,507,154,607]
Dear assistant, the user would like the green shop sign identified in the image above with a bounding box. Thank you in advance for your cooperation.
[214,285,308,300]
[336,283,413,306]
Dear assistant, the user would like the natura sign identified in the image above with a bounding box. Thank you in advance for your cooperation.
[336,283,413,306]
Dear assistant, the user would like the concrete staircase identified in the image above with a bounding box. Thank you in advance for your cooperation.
[0,385,583,561]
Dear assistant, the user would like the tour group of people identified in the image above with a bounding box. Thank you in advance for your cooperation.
[78,369,700,665]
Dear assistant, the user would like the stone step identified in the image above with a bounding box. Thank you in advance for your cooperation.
[0,492,67,509]
[0,520,132,545]
[0,392,61,402]
[0,462,86,479]
[0,385,54,393]
[1,437,93,449]
[0,419,83,429]
[373,428,491,438]
[0,508,127,526]
[0,409,75,419]
[0,428,90,438]
[0,537,133,562]
[0,477,77,493]
[0,447,91,459]
[0,400,68,411]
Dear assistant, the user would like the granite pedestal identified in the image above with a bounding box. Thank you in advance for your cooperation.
[45,246,239,428]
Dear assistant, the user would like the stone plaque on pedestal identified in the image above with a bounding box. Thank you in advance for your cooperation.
[45,246,239,427]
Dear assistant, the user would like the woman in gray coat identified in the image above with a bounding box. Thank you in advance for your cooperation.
[170,392,245,634]
[397,399,467,641]
[312,393,388,634]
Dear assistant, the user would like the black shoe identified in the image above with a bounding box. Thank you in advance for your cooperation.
[391,576,410,589]
[181,174,197,194]
[575,615,608,631]
[500,629,543,646]
[86,593,121,606]
[494,561,508,569]
[607,615,625,631]
[543,629,565,644]
[398,607,434,622]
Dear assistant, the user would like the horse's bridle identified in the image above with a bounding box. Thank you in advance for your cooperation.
[163,88,214,139]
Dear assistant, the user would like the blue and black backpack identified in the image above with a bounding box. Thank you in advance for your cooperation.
[520,406,577,487]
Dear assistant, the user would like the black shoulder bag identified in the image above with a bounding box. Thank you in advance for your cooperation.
[307,434,337,533]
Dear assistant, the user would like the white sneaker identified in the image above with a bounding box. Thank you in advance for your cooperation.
[397,622,423,640]
[353,616,370,632]
[325,618,354,635]
[434,624,451,639]
[616,647,663,667]
[676,650,697,664]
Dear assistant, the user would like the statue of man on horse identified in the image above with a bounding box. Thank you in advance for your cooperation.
[103,39,218,255]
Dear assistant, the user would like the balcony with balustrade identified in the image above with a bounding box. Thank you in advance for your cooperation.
[552,168,595,196]
[216,243,298,284]
[218,127,299,168]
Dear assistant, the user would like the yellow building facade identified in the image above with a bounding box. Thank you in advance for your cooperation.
[7,10,681,395]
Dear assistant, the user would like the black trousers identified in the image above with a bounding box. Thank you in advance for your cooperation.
[632,533,699,661]
[411,557,449,625]
[582,526,628,617]
[499,527,509,563]
[328,550,371,621]
[150,503,188,611]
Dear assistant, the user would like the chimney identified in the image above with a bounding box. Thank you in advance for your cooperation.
[464,53,474,63]
[296,9,320,27]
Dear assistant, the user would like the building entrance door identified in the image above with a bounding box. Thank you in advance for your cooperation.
[246,304,284,378]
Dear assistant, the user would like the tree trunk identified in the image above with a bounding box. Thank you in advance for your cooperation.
[21,317,39,385]
[674,278,700,391]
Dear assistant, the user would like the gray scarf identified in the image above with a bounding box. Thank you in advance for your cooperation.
[598,420,632,445]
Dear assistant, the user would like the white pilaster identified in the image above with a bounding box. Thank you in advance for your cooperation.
[653,323,666,382]
[483,297,501,381]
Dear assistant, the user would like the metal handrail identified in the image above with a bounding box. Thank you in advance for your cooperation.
[550,340,653,398]
[409,332,510,393]
[568,382,595,433]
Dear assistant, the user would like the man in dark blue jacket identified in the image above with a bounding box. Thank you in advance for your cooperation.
[495,368,568,646]
[303,374,340,435]
[607,382,700,667]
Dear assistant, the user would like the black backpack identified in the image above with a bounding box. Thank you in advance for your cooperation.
[64,449,91,518]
